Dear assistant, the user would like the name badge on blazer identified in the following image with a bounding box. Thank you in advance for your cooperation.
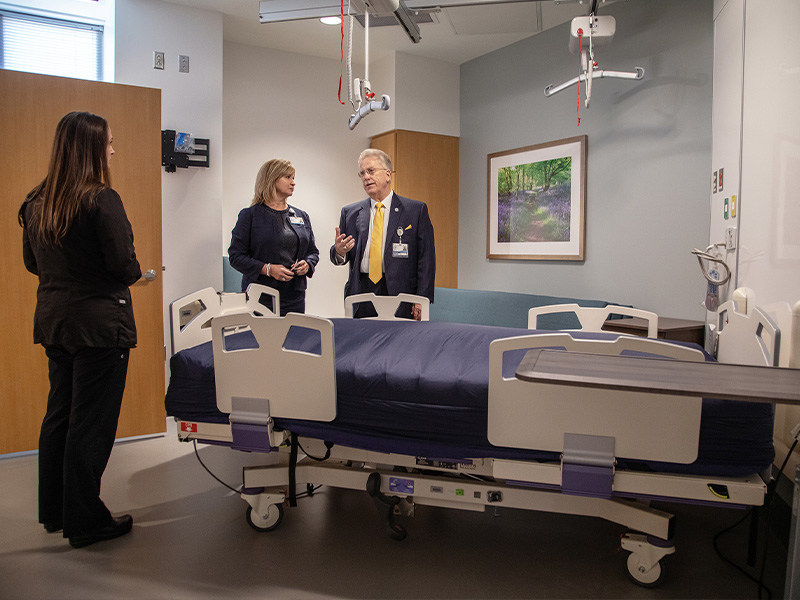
[288,216,304,225]
[392,243,408,258]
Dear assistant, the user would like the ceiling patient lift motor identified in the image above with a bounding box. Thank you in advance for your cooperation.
[544,15,644,109]
[348,0,412,130]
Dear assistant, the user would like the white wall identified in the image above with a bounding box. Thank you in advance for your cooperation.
[738,0,800,309]
[222,42,368,318]
[353,52,460,139]
[394,52,460,136]
[115,0,224,355]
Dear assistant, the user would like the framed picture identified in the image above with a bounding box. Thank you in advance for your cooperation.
[487,135,587,260]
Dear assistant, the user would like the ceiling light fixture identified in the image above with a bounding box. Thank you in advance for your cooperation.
[320,16,342,25]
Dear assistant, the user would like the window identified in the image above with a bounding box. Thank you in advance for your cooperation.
[0,9,103,80]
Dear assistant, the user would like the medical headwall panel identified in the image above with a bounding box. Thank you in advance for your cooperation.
[707,0,744,346]
[0,70,164,454]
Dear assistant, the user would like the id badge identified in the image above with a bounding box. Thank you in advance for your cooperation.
[288,216,304,225]
[392,243,409,258]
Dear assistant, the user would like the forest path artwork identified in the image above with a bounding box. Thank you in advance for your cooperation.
[496,157,572,243]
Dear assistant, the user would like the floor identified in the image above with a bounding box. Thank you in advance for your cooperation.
[0,424,790,600]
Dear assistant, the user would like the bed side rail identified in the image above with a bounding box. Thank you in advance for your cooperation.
[344,292,430,320]
[211,312,336,421]
[169,284,279,354]
[528,303,659,338]
[716,295,781,367]
[170,287,222,354]
[487,332,705,464]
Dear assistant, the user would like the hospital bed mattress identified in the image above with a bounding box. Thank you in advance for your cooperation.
[164,319,774,477]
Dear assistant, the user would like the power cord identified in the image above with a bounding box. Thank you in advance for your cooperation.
[193,439,325,499]
[713,436,798,599]
[193,439,240,493]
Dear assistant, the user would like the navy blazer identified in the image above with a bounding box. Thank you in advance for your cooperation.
[229,203,319,293]
[329,193,435,302]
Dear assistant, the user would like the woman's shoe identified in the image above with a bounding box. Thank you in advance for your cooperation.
[43,522,62,533]
[68,514,133,548]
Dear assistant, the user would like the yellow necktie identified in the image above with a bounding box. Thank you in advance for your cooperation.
[368,202,384,284]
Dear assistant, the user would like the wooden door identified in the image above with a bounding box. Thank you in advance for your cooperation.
[371,129,459,288]
[0,70,164,454]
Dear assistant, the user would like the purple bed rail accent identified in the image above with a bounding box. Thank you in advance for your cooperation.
[231,422,274,453]
[562,463,614,498]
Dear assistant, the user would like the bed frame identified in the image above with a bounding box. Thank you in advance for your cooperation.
[167,285,781,588]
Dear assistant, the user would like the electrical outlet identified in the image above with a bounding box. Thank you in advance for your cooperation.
[179,55,189,73]
[725,227,737,250]
[153,51,164,70]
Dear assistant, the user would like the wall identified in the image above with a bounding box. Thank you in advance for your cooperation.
[738,0,800,309]
[115,0,224,355]
[358,52,460,139]
[221,42,368,318]
[394,52,460,137]
[459,0,713,319]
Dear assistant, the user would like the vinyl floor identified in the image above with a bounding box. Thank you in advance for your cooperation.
[0,422,791,600]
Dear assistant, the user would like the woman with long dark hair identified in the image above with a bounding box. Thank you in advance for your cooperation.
[19,111,141,548]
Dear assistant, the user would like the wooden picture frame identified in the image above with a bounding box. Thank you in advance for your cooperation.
[487,135,587,260]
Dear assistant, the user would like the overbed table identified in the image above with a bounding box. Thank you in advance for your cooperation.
[515,348,800,598]
[514,349,800,406]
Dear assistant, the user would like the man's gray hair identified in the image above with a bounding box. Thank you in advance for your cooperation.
[358,148,392,172]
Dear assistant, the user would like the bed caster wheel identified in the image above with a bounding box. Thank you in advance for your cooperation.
[621,533,673,588]
[246,503,284,532]
[626,553,665,588]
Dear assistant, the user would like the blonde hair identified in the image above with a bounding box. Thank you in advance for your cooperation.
[358,148,392,172]
[252,159,295,206]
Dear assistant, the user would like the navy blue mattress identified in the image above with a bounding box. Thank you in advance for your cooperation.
[165,319,774,477]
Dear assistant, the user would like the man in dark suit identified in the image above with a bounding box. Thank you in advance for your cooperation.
[331,149,435,319]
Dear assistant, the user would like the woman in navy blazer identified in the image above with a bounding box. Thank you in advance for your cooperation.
[228,159,319,315]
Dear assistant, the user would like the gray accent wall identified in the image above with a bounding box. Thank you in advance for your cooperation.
[459,0,713,319]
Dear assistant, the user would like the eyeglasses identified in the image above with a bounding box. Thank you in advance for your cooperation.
[357,167,389,179]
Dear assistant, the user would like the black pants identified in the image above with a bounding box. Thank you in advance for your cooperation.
[38,345,130,537]
[352,274,413,319]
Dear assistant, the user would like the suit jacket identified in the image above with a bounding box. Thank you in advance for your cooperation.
[21,187,141,348]
[329,192,435,302]
[228,203,319,292]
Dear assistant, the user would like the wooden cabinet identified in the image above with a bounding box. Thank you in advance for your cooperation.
[603,316,706,346]
[371,129,458,289]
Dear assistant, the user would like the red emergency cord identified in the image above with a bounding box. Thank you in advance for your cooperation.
[577,28,582,126]
[337,0,345,104]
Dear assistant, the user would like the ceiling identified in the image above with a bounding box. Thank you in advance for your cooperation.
[160,0,601,65]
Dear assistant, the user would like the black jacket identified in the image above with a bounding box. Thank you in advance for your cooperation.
[21,187,141,348]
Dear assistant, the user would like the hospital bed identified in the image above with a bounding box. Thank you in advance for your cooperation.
[164,284,781,587]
